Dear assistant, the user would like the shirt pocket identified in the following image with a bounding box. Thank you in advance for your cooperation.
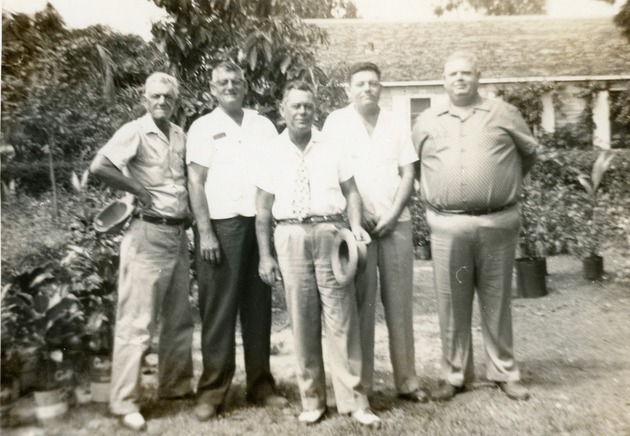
[136,141,168,166]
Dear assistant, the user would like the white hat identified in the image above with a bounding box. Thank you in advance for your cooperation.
[93,199,134,234]
[331,228,368,286]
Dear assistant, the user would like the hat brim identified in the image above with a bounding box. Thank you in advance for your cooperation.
[331,228,368,286]
[93,200,134,234]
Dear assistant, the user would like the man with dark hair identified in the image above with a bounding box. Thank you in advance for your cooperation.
[90,72,195,431]
[412,51,537,402]
[255,81,380,427]
[323,62,424,402]
[187,61,285,421]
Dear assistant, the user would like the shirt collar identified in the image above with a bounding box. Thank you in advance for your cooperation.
[279,127,321,154]
[138,113,180,137]
[436,95,491,117]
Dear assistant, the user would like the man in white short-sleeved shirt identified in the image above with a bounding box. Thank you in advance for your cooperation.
[90,73,194,432]
[186,61,285,421]
[254,81,380,428]
[323,62,425,402]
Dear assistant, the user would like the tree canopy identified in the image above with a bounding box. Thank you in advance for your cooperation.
[614,0,630,42]
[1,3,166,194]
[289,0,359,19]
[150,0,347,129]
[434,0,615,16]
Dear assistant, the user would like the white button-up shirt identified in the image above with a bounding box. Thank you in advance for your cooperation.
[97,113,189,219]
[323,105,418,222]
[255,129,353,220]
[186,108,278,219]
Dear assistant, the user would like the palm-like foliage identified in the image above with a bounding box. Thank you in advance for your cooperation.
[575,150,615,256]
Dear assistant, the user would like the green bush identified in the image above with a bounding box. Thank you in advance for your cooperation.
[410,148,630,258]
[409,192,430,248]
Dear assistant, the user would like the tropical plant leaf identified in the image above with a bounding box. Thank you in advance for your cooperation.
[577,175,594,196]
[71,171,81,194]
[591,150,614,193]
[80,169,89,190]
[29,271,55,291]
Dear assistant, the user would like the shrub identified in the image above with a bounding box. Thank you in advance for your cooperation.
[410,148,630,258]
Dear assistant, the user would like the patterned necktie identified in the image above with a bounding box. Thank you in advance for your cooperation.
[292,155,310,220]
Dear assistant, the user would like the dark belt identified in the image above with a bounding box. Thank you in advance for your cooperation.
[276,213,346,225]
[427,202,516,216]
[133,213,187,226]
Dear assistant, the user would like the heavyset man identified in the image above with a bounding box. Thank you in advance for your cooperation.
[412,51,537,402]
[255,81,380,427]
[90,72,195,431]
[187,61,285,421]
[323,62,424,402]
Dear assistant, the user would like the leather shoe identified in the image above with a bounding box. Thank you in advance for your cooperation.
[497,381,530,401]
[194,402,218,421]
[429,383,465,402]
[120,412,147,432]
[352,408,381,428]
[398,389,428,403]
[298,407,326,425]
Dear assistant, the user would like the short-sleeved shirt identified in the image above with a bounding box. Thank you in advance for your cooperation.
[186,108,278,219]
[97,113,188,219]
[255,129,353,221]
[412,97,538,212]
[322,105,418,222]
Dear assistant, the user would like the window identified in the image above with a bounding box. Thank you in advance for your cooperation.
[410,98,431,127]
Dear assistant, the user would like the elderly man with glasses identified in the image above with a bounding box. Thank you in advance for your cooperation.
[187,61,286,421]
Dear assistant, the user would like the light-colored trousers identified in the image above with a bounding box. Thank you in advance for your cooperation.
[426,205,522,387]
[274,222,370,414]
[354,220,419,394]
[110,219,194,415]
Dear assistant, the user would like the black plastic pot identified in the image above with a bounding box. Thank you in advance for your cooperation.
[515,257,548,298]
[583,254,604,281]
[415,244,432,261]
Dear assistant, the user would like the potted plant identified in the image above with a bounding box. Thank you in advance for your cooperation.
[62,212,118,402]
[515,180,548,298]
[1,264,84,423]
[575,150,615,281]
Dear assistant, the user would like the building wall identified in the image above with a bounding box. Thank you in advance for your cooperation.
[379,79,630,149]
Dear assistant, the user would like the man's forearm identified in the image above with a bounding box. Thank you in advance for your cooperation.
[90,156,145,197]
[255,189,276,259]
[346,189,364,232]
[188,181,215,238]
[389,164,415,219]
[255,212,274,259]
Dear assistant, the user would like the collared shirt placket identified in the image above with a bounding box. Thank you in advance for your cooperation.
[165,130,181,198]
[451,110,473,211]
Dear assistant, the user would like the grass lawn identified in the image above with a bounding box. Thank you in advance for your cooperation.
[2,197,630,435]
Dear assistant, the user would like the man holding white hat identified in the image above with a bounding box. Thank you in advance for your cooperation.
[255,80,380,427]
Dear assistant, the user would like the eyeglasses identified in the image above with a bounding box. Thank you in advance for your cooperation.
[212,79,245,88]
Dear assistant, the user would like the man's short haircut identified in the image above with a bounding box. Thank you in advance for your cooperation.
[444,51,480,73]
[282,80,316,103]
[347,62,381,82]
[145,72,179,98]
[212,61,244,82]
